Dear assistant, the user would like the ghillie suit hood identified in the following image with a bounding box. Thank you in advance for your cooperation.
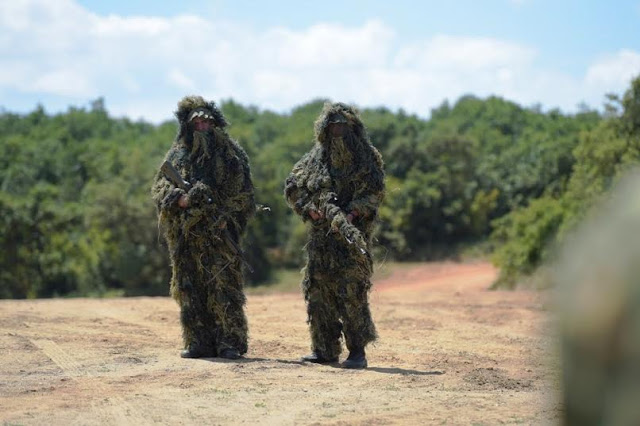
[285,101,385,238]
[175,95,228,141]
[151,95,254,355]
[284,102,385,359]
[313,101,368,146]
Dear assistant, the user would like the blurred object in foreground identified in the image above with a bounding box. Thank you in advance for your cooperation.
[556,169,640,425]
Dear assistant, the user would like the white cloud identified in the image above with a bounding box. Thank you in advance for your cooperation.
[1,0,639,122]
[264,21,393,69]
[32,69,95,97]
[396,35,535,70]
[585,49,640,90]
[93,15,172,37]
[167,69,195,91]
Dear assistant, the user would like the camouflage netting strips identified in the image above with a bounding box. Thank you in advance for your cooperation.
[284,102,385,359]
[152,95,255,355]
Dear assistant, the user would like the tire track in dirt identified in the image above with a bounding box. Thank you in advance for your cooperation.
[31,339,84,376]
[30,338,153,426]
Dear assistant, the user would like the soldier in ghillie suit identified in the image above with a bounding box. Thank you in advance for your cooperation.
[152,96,254,360]
[284,102,385,369]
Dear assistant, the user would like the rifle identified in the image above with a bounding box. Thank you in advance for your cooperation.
[160,160,254,274]
[323,196,368,256]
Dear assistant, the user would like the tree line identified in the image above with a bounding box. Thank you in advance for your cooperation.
[1,75,638,298]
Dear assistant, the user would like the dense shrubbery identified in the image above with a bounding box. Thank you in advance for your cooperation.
[490,76,640,287]
[1,75,638,298]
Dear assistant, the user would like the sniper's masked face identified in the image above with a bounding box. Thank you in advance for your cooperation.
[324,112,354,169]
[187,106,217,134]
[325,112,349,140]
[184,106,218,159]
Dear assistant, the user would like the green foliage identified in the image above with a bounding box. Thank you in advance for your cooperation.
[7,77,640,297]
[490,74,640,288]
[379,133,478,258]
[490,196,566,288]
[0,103,167,298]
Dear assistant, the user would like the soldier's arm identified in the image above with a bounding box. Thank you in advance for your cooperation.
[346,152,385,219]
[218,146,255,235]
[284,152,325,222]
[151,148,186,213]
[284,175,310,217]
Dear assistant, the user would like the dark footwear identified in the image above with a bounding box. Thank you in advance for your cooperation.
[342,349,367,369]
[300,351,338,364]
[219,348,241,360]
[180,344,210,359]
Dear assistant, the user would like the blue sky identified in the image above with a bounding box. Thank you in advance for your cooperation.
[2,0,640,122]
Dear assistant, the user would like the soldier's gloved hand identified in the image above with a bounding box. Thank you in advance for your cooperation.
[309,209,324,221]
[162,188,187,211]
[216,213,233,230]
[178,195,189,209]
[187,181,214,206]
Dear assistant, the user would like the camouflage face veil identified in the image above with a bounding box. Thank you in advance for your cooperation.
[175,95,228,143]
[314,102,367,146]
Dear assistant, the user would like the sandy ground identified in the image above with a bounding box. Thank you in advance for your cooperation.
[0,262,560,425]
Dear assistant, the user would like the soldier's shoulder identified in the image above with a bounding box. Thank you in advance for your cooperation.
[164,142,180,161]
[371,145,384,168]
[359,142,384,172]
[164,143,185,161]
[227,138,249,160]
[296,144,322,165]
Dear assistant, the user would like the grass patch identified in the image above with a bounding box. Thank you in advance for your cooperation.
[247,261,421,296]
[246,268,303,295]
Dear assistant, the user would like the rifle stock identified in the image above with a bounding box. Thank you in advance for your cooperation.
[160,161,191,192]
[322,197,368,256]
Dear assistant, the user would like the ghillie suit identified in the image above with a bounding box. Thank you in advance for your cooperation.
[152,96,254,358]
[284,102,385,368]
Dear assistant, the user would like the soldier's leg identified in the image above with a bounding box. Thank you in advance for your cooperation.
[336,270,377,369]
[172,269,217,358]
[208,258,248,358]
[302,271,343,362]
[338,279,377,350]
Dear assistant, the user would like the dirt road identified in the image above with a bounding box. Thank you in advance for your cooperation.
[0,262,560,425]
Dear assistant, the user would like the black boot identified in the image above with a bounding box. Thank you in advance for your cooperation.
[180,343,212,359]
[219,347,242,360]
[301,351,338,364]
[342,348,367,369]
